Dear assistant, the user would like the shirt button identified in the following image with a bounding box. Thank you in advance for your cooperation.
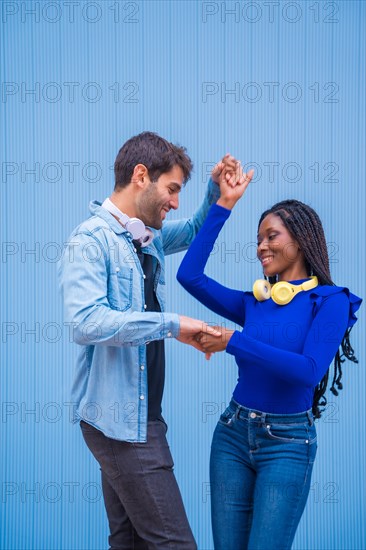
[144,304,147,309]
[250,412,257,419]
[140,365,145,371]
[305,439,309,444]
[133,248,137,253]
[139,395,144,400]
[116,267,120,272]
[143,274,146,279]
[167,331,172,337]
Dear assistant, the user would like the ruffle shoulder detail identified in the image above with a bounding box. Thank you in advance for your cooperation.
[310,285,362,328]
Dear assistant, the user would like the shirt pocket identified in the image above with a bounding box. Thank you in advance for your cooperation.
[107,265,133,312]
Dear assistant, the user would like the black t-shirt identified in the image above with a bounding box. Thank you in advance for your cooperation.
[134,243,165,421]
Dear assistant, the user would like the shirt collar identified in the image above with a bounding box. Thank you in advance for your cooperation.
[89,200,129,235]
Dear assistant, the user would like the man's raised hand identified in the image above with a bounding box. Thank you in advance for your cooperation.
[211,154,238,184]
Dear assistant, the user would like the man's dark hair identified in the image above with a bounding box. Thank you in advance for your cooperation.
[114,131,193,190]
[258,199,359,419]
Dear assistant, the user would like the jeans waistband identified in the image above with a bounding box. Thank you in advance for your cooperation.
[229,399,314,425]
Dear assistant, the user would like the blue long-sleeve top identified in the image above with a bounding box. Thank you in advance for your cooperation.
[177,203,362,413]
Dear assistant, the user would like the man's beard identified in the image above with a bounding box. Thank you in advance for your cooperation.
[137,185,165,230]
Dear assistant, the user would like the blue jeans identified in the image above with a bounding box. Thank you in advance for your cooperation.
[210,399,317,550]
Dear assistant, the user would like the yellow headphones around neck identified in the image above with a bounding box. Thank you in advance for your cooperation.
[253,276,318,306]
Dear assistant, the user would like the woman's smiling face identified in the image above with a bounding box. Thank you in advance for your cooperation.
[257,213,308,281]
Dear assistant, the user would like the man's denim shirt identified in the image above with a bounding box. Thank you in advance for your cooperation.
[58,179,220,442]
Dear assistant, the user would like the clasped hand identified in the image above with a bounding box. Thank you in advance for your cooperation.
[193,327,235,360]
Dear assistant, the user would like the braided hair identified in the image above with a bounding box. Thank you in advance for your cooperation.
[258,199,358,418]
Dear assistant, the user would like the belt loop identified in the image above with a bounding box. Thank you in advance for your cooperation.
[235,404,241,420]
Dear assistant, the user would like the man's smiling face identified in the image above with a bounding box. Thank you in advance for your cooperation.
[136,165,184,229]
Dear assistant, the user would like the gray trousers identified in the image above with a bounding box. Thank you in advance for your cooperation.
[80,419,197,550]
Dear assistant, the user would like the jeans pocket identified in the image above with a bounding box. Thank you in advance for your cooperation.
[265,422,317,445]
[155,417,168,434]
[133,424,174,471]
[80,421,121,480]
[157,443,174,471]
[218,406,236,427]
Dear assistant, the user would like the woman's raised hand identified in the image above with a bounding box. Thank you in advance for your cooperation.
[217,161,254,210]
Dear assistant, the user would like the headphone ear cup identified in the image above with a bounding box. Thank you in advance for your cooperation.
[140,228,154,247]
[125,217,146,240]
[253,279,272,302]
[271,281,295,305]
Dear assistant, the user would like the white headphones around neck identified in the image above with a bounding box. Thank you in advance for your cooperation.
[102,198,154,248]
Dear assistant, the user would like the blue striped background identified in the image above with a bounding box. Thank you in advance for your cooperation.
[1,1,365,549]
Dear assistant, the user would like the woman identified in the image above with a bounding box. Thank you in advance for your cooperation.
[176,163,362,550]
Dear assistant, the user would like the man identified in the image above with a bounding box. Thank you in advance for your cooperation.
[58,131,235,549]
